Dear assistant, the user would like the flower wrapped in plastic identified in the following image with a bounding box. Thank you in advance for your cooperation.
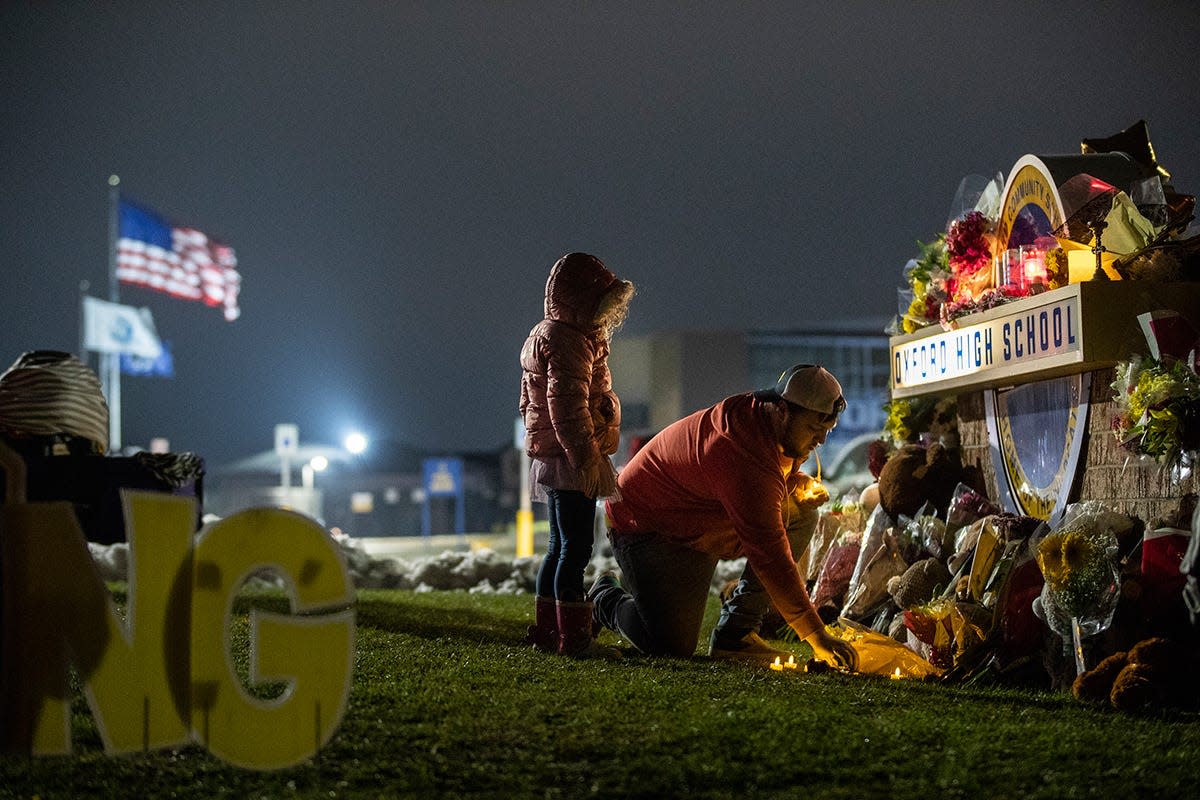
[810,530,862,612]
[902,506,949,562]
[897,237,949,333]
[881,396,958,452]
[945,210,994,304]
[842,529,908,619]
[903,597,956,669]
[945,482,1001,540]
[1043,247,1070,289]
[843,505,892,610]
[902,597,992,672]
[802,503,865,583]
[1111,355,1200,474]
[881,397,922,448]
[1033,504,1123,675]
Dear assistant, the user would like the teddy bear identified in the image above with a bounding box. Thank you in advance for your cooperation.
[887,557,953,611]
[877,442,967,521]
[1072,636,1199,712]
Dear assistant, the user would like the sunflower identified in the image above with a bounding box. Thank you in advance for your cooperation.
[1037,528,1115,618]
[1036,532,1069,587]
[1059,531,1099,575]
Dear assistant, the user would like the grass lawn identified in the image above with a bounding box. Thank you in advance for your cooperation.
[2,588,1197,799]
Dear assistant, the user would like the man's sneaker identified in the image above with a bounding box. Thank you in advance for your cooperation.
[586,571,622,636]
[708,629,791,663]
[586,570,622,604]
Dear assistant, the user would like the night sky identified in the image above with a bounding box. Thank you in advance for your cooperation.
[3,3,1198,467]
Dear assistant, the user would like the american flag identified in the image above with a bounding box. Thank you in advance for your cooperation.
[116,199,242,321]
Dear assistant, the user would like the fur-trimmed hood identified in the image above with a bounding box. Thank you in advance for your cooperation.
[543,252,622,330]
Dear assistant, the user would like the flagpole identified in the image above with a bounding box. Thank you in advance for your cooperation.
[106,174,121,453]
[78,280,90,362]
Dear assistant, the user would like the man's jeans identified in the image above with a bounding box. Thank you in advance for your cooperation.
[591,532,718,657]
[715,501,819,641]
[593,504,821,655]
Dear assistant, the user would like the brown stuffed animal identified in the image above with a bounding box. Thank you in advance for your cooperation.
[877,442,965,520]
[887,557,953,610]
[1072,637,1196,712]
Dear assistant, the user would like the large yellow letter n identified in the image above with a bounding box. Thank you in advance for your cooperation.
[0,494,355,770]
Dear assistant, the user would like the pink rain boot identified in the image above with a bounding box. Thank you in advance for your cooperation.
[556,600,621,660]
[523,596,558,653]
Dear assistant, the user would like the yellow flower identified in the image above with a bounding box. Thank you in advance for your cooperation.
[1037,526,1117,618]
[1036,532,1069,587]
[1058,531,1098,577]
[884,399,914,445]
[1044,248,1069,289]
[1037,530,1098,589]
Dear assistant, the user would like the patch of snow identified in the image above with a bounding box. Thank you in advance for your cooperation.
[85,538,745,596]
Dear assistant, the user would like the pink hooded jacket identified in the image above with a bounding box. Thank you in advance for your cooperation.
[519,253,628,492]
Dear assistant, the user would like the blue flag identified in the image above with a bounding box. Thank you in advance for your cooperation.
[121,339,175,378]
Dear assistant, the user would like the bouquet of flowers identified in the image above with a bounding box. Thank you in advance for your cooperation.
[903,597,955,669]
[882,398,919,448]
[892,172,1011,334]
[881,396,937,448]
[1043,247,1070,288]
[898,236,949,333]
[945,483,1001,539]
[810,530,863,611]
[881,396,958,451]
[1033,507,1122,675]
[1111,355,1200,472]
[944,210,994,304]
[826,619,941,679]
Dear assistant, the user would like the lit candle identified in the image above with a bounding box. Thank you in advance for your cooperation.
[1020,246,1047,288]
[785,655,798,670]
[890,667,902,680]
[769,657,784,672]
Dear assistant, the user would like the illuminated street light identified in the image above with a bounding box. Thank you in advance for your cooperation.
[302,454,329,492]
[344,431,368,455]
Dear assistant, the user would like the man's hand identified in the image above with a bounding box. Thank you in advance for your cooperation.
[805,628,858,672]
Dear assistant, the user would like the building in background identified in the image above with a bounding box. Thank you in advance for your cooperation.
[205,440,506,539]
[611,320,891,465]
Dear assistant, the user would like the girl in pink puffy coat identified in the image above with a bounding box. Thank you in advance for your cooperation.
[519,252,634,658]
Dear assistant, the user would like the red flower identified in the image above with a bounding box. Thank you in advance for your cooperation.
[946,211,993,275]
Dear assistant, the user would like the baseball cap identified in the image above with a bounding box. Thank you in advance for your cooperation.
[773,364,846,420]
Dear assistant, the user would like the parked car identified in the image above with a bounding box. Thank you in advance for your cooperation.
[817,433,880,501]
